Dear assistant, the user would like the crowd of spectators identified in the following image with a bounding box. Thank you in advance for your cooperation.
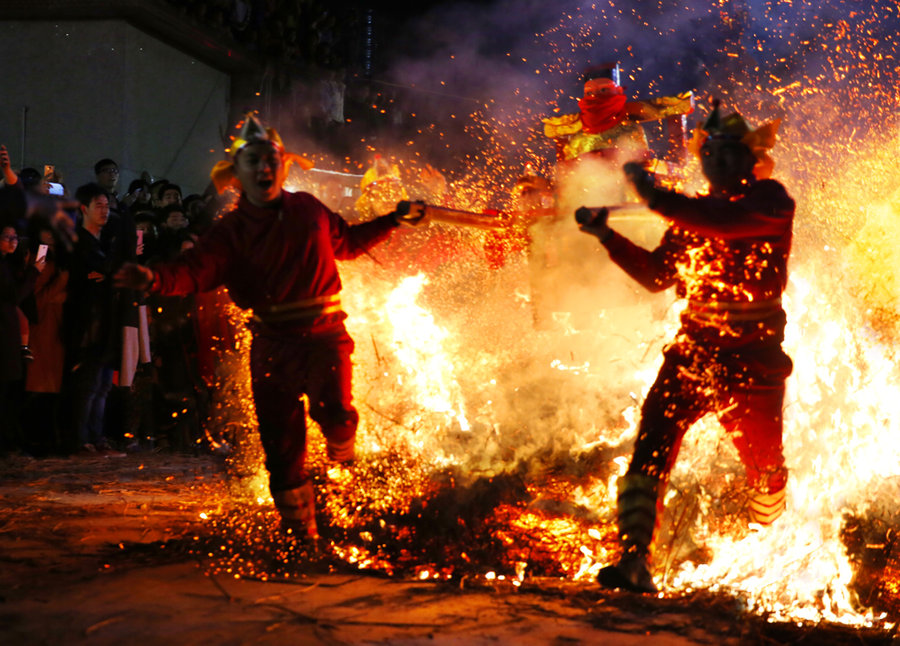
[0,149,227,458]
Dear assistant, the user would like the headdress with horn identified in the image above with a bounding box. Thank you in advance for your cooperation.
[210,112,314,194]
[687,100,781,179]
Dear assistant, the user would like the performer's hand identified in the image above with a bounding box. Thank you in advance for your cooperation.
[623,162,658,203]
[114,262,154,291]
[575,206,612,241]
[393,200,428,226]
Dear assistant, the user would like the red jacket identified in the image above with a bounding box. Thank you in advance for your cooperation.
[603,179,795,350]
[153,191,398,333]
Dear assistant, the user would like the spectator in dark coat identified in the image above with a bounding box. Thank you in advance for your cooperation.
[156,203,194,260]
[1,144,46,453]
[158,183,182,208]
[0,221,44,452]
[94,158,122,213]
[65,183,131,455]
[22,225,69,455]
[122,178,152,213]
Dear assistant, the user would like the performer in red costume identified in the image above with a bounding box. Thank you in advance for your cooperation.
[115,114,419,542]
[542,63,692,165]
[579,102,794,593]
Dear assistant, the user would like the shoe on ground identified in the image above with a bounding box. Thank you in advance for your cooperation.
[281,521,321,553]
[95,442,126,458]
[77,443,98,456]
[597,555,657,594]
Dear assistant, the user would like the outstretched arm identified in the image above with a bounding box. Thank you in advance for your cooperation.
[623,162,794,240]
[114,224,231,295]
[603,230,678,292]
[113,263,155,291]
[578,205,677,293]
[648,184,794,239]
[330,205,402,261]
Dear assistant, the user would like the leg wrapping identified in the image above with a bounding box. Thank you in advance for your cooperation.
[598,473,663,594]
[272,480,319,539]
[617,473,662,556]
[749,485,786,525]
[326,436,356,463]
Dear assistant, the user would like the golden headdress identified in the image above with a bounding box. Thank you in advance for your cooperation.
[687,101,781,179]
[210,113,314,193]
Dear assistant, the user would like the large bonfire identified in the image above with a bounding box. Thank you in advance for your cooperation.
[194,0,900,631]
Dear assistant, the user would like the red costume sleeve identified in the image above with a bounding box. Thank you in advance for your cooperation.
[602,229,679,293]
[329,206,399,260]
[152,222,232,296]
[152,191,398,312]
[648,179,794,240]
[603,179,795,302]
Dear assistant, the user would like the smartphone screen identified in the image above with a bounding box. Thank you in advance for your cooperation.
[36,244,48,262]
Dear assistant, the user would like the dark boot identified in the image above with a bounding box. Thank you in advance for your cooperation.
[273,480,319,544]
[598,472,662,594]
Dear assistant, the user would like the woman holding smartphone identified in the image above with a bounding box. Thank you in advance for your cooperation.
[0,221,45,454]
[22,227,68,455]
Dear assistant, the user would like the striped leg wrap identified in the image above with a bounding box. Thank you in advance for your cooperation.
[326,437,356,463]
[616,473,662,557]
[273,480,319,539]
[748,485,786,525]
[598,473,662,593]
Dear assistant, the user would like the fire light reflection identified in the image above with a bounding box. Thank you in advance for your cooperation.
[194,8,900,630]
[196,182,900,627]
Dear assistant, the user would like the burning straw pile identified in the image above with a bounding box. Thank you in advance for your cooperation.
[188,193,900,631]
[186,1,900,633]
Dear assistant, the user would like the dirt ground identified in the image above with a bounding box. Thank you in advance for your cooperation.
[0,452,894,646]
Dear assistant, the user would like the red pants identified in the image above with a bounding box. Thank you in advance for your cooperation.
[628,340,792,493]
[249,327,358,493]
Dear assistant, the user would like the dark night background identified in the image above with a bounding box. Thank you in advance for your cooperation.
[282,0,900,181]
[3,1,899,194]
